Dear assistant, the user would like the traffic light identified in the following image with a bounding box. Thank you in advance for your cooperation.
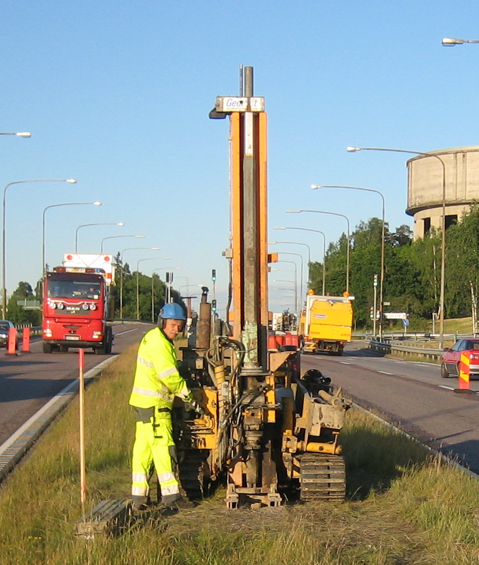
[212,269,216,282]
[369,306,374,319]
[212,299,217,312]
[373,274,378,287]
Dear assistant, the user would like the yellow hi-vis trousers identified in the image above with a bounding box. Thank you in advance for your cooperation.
[131,408,181,505]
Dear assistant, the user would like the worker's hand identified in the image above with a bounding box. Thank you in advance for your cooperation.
[185,399,204,417]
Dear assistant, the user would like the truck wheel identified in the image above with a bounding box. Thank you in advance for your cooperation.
[59,345,68,353]
[106,327,113,354]
[95,343,107,355]
[43,342,53,354]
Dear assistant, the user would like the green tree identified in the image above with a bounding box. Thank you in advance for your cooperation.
[6,281,41,325]
[445,206,479,329]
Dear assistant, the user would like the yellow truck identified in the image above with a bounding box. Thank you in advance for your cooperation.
[300,294,354,356]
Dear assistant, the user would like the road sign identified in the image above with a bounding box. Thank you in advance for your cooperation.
[215,96,265,113]
[402,318,410,327]
[384,312,407,320]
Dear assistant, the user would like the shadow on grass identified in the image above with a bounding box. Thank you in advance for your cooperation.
[341,425,429,501]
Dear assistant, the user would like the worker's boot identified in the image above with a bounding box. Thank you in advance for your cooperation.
[131,495,149,513]
[162,494,195,512]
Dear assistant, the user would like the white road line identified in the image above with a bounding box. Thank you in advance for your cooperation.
[115,328,139,336]
[377,371,394,375]
[0,356,115,456]
[439,385,455,391]
[340,362,352,365]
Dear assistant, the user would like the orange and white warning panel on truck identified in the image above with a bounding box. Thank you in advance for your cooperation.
[62,254,115,285]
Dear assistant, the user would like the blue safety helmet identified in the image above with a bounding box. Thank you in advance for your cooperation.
[158,302,186,326]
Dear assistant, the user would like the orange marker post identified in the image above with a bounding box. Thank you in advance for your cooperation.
[456,351,474,393]
[6,327,17,355]
[78,349,86,514]
[22,327,31,353]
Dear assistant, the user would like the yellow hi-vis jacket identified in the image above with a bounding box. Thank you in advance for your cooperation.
[129,327,192,410]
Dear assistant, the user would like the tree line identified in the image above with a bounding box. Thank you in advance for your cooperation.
[308,206,479,331]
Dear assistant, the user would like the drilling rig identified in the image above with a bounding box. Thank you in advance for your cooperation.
[174,67,350,507]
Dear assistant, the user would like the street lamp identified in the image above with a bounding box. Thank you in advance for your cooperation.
[136,257,170,320]
[270,288,296,311]
[0,132,31,137]
[347,145,447,345]
[269,240,310,295]
[177,275,193,299]
[2,178,77,319]
[272,250,303,307]
[42,201,102,278]
[442,37,479,46]
[312,184,386,337]
[272,278,298,313]
[273,259,298,312]
[75,222,124,253]
[100,234,145,253]
[119,247,160,319]
[275,227,327,295]
[287,209,350,293]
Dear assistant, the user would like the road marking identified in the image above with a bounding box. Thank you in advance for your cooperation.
[377,371,394,375]
[340,362,352,365]
[439,385,455,391]
[115,328,139,336]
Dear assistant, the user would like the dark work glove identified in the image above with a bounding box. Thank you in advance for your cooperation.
[184,399,204,417]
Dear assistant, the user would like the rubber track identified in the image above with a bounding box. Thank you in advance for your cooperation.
[300,453,346,501]
[178,449,210,500]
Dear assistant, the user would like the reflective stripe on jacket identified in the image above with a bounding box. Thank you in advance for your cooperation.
[129,327,192,409]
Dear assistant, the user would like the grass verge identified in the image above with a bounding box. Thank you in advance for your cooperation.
[1,345,479,564]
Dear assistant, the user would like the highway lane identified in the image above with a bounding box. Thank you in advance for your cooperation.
[302,341,479,473]
[0,322,153,446]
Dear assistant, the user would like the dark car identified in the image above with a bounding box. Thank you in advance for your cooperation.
[441,337,479,378]
[0,320,16,348]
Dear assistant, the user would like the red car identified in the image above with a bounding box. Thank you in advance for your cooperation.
[441,337,479,378]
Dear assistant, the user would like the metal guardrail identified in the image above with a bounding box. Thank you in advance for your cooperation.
[14,325,42,337]
[355,331,471,341]
[369,339,443,360]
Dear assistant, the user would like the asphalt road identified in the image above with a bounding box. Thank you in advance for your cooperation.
[0,322,153,446]
[302,341,479,473]
[3,333,479,476]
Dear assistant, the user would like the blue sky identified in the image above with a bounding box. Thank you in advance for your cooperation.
[2,1,479,314]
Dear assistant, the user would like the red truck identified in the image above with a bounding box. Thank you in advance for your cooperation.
[42,254,115,354]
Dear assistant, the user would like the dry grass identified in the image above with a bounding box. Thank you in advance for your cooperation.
[1,344,479,564]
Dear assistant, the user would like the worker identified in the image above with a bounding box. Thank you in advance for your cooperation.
[129,302,201,512]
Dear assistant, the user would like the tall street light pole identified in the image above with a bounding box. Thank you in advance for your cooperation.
[42,201,102,278]
[2,178,77,319]
[269,241,310,295]
[312,184,386,338]
[100,234,145,254]
[273,251,303,308]
[272,274,298,313]
[75,222,124,253]
[287,209,350,293]
[119,247,159,319]
[347,146,447,345]
[136,257,169,321]
[275,227,327,295]
[274,259,298,313]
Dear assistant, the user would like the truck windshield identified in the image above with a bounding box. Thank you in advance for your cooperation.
[48,280,102,299]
